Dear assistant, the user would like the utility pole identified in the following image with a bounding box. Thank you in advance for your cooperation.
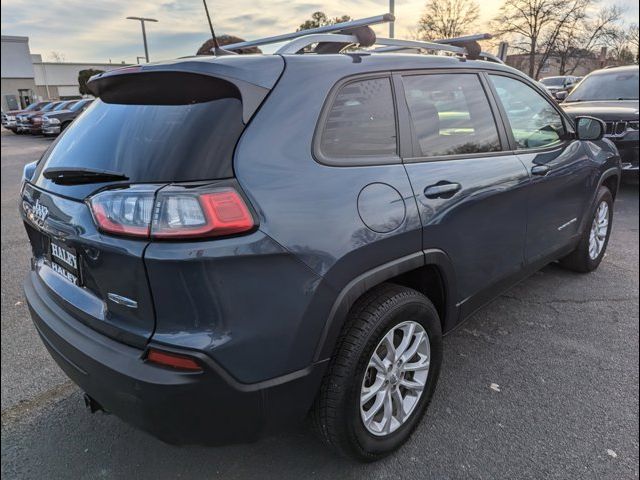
[389,0,395,38]
[126,16,158,63]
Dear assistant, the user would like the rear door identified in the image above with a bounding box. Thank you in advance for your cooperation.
[396,71,530,316]
[486,73,595,263]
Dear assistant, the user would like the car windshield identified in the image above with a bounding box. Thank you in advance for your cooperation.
[566,70,639,102]
[540,77,565,87]
[25,103,42,112]
[40,103,58,112]
[53,101,74,111]
[69,100,89,111]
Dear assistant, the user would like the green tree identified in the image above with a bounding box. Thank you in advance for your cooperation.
[297,12,351,31]
[196,34,261,55]
[78,69,104,96]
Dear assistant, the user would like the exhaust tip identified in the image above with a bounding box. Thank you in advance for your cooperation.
[83,393,106,414]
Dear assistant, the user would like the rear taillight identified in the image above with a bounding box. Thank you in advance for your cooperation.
[89,185,254,240]
[152,189,253,239]
[89,187,155,237]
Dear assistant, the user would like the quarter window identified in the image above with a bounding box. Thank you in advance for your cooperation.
[489,75,566,150]
[319,77,397,161]
[402,73,502,158]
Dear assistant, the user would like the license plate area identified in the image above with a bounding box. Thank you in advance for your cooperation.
[48,238,81,286]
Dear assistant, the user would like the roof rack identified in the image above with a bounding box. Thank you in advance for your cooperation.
[224,13,501,62]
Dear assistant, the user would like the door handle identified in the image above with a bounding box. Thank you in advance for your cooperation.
[424,182,461,199]
[531,165,551,176]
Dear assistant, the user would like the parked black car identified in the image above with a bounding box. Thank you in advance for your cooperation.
[41,99,94,136]
[562,65,639,175]
[20,26,621,460]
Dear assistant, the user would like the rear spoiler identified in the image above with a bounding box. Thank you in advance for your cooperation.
[87,56,284,123]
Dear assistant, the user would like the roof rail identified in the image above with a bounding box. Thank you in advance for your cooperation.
[224,14,500,62]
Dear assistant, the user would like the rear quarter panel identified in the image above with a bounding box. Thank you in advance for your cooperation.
[232,55,423,372]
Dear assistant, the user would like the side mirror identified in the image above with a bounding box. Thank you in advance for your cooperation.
[576,116,606,141]
[555,90,568,101]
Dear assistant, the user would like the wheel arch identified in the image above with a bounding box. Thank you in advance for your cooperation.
[599,168,620,199]
[313,249,458,362]
[577,167,621,235]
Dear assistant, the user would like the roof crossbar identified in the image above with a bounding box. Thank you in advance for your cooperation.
[225,13,394,51]
[275,34,359,54]
[224,13,501,62]
[374,38,465,54]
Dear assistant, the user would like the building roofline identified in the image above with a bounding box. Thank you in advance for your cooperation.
[33,61,132,67]
[1,35,30,43]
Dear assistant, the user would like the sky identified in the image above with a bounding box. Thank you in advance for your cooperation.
[1,0,639,64]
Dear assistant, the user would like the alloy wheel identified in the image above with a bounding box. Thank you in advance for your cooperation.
[589,201,609,260]
[360,321,430,436]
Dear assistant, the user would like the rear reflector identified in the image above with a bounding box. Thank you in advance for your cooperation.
[146,349,203,372]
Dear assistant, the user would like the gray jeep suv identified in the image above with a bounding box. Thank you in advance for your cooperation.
[21,20,621,461]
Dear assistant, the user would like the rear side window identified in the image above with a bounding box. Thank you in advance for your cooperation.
[402,73,502,157]
[35,97,244,182]
[489,75,566,150]
[318,77,397,163]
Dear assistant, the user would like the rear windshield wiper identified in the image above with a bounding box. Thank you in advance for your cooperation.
[42,167,129,185]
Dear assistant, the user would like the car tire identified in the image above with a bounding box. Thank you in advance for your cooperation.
[61,122,71,132]
[559,186,613,273]
[312,283,442,461]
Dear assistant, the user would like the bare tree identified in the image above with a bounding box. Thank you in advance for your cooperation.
[416,0,480,40]
[492,0,596,78]
[554,6,622,74]
[606,25,637,64]
[49,51,66,62]
[628,24,639,63]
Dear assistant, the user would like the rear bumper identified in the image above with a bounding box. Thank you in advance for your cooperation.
[24,271,326,445]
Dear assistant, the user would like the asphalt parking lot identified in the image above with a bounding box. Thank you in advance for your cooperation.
[1,129,638,479]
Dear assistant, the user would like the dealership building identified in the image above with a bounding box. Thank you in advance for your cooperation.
[1,35,126,111]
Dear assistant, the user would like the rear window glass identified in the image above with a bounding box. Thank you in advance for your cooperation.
[318,77,397,161]
[35,98,244,182]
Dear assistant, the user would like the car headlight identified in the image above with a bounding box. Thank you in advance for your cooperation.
[6,115,15,121]
[45,118,60,125]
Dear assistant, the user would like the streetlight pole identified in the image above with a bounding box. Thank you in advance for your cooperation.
[126,16,158,63]
[389,0,395,38]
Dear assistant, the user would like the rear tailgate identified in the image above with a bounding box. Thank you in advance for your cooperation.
[21,55,284,347]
